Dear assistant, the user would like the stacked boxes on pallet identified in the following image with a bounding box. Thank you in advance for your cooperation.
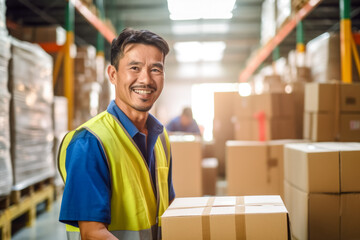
[233,93,297,141]
[73,45,102,127]
[213,92,236,176]
[9,38,55,190]
[304,82,360,142]
[0,26,13,196]
[284,142,360,240]
[162,195,290,239]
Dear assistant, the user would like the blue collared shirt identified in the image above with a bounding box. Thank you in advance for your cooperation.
[59,100,175,227]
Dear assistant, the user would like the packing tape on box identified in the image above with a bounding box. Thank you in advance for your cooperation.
[201,197,247,240]
[235,205,246,239]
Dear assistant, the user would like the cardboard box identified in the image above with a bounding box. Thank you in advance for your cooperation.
[170,135,203,197]
[213,92,237,176]
[233,94,253,118]
[316,142,360,192]
[284,142,360,193]
[202,158,218,196]
[226,140,307,198]
[284,143,340,193]
[341,193,360,239]
[253,93,295,118]
[234,118,255,141]
[303,112,335,141]
[284,181,340,240]
[303,112,360,142]
[162,196,290,240]
[9,25,66,45]
[339,114,360,142]
[305,82,360,112]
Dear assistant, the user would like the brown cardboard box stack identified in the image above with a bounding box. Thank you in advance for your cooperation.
[170,135,203,197]
[233,93,297,141]
[213,92,236,176]
[73,45,103,127]
[9,25,66,46]
[162,195,290,240]
[304,82,360,142]
[226,140,307,198]
[202,158,218,196]
[284,142,360,240]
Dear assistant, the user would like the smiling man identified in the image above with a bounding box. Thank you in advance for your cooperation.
[58,28,175,240]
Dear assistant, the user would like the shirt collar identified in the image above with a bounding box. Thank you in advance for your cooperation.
[107,100,163,138]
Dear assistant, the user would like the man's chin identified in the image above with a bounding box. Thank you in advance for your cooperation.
[134,104,153,112]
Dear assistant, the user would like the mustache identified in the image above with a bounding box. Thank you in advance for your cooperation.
[130,85,157,91]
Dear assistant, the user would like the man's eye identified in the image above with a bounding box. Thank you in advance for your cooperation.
[130,66,139,71]
[152,68,161,72]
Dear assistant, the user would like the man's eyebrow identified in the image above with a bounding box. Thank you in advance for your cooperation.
[128,61,142,66]
[152,62,164,69]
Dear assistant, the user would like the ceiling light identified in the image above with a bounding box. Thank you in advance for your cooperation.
[174,41,226,62]
[172,23,229,35]
[167,0,236,20]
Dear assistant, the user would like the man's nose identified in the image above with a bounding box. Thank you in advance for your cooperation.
[138,69,152,84]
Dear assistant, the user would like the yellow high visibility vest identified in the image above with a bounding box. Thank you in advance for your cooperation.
[58,111,171,240]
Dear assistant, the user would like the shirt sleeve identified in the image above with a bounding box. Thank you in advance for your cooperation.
[59,129,111,227]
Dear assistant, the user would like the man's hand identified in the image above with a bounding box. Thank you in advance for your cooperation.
[79,221,118,240]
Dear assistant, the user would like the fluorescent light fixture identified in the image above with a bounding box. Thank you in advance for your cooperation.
[174,41,226,62]
[168,0,236,20]
[172,23,229,35]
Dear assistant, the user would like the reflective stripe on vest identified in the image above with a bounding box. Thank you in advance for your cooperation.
[58,111,170,240]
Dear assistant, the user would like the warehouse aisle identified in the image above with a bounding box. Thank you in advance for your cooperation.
[12,198,66,240]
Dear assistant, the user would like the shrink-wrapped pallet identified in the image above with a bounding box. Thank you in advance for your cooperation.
[9,38,55,190]
[0,34,12,196]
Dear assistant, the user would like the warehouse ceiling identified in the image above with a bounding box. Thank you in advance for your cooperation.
[5,0,360,82]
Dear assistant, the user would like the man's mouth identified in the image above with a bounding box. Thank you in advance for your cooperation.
[132,89,153,94]
[131,85,156,95]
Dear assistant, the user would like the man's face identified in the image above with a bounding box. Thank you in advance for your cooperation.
[109,43,165,113]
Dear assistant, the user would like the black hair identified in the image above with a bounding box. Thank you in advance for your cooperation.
[110,28,170,70]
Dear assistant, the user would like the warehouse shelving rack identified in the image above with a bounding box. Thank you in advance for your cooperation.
[238,0,359,84]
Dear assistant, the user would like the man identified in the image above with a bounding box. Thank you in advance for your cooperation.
[166,107,201,135]
[58,28,175,240]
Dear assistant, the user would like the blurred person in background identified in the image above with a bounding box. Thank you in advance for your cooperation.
[166,107,201,135]
[58,28,175,240]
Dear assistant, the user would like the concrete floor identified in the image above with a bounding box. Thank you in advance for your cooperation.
[12,198,67,240]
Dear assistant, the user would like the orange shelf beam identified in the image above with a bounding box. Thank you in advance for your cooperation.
[238,0,323,82]
[70,0,116,43]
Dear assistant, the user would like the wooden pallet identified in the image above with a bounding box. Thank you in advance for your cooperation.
[0,196,10,211]
[11,178,54,205]
[0,183,54,240]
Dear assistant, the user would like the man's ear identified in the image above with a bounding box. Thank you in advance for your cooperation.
[107,65,117,85]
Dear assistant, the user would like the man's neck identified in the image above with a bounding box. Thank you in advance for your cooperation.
[115,100,148,134]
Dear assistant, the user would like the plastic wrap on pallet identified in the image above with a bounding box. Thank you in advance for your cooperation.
[0,89,13,196]
[10,37,55,191]
[0,34,12,196]
[53,96,68,135]
[0,0,8,35]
